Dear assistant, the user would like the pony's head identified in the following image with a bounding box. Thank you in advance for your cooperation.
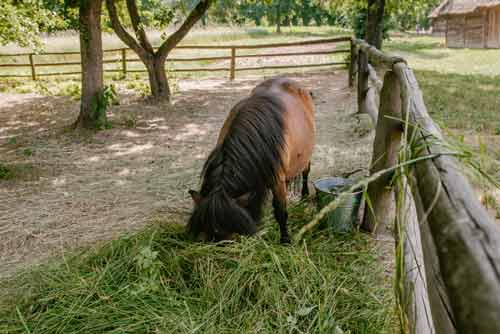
[187,189,258,241]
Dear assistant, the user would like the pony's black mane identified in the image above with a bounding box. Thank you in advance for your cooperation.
[201,92,286,199]
[188,92,286,239]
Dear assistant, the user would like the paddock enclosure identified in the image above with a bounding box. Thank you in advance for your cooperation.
[1,34,500,333]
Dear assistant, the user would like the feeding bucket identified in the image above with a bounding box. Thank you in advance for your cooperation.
[314,177,363,233]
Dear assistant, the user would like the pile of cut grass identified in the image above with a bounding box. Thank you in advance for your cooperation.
[0,202,395,334]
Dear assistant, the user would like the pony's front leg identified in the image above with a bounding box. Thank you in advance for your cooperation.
[301,161,311,199]
[272,180,289,244]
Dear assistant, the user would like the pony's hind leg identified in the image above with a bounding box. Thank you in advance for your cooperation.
[301,161,311,199]
[272,181,290,244]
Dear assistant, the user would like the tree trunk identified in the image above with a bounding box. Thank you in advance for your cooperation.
[75,0,105,129]
[145,55,171,102]
[365,0,386,49]
[276,0,282,34]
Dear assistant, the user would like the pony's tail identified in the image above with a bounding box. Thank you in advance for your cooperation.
[187,189,257,241]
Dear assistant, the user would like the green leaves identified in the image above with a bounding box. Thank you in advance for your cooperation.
[0,1,61,50]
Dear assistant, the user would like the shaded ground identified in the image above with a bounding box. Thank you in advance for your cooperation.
[0,71,374,277]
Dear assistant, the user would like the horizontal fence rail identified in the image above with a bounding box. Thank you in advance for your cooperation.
[0,37,351,80]
[350,38,500,334]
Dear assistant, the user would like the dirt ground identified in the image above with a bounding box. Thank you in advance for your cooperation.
[0,71,376,277]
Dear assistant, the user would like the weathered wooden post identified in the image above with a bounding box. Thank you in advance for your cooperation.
[121,48,127,77]
[230,47,236,81]
[349,38,357,87]
[361,71,401,233]
[394,62,500,333]
[28,54,36,81]
[357,50,369,115]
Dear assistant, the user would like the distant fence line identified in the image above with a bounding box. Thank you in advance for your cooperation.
[0,37,351,81]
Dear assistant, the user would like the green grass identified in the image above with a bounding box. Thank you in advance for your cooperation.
[387,35,500,214]
[386,34,500,174]
[415,70,500,134]
[386,35,500,76]
[0,202,396,334]
[386,35,500,135]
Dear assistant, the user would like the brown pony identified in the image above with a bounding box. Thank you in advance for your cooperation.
[188,77,315,243]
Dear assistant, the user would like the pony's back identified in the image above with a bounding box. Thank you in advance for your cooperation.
[188,78,315,242]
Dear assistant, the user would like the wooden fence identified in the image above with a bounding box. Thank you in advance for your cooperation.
[350,38,500,333]
[0,37,350,81]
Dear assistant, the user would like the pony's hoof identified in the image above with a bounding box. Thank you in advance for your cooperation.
[280,236,291,244]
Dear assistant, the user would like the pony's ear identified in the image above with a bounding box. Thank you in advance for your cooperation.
[189,190,202,204]
[234,193,251,207]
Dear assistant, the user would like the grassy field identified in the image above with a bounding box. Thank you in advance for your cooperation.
[386,35,500,136]
[0,204,396,334]
[386,35,499,206]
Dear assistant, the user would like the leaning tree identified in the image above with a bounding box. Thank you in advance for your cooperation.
[106,0,214,103]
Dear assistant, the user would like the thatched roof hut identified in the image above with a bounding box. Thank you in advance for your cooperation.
[430,0,500,48]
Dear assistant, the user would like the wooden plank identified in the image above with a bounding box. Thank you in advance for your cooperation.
[0,37,352,57]
[349,41,357,87]
[36,71,82,77]
[409,172,457,334]
[107,67,229,73]
[176,36,352,49]
[352,38,406,69]
[368,64,383,92]
[0,74,33,78]
[0,63,31,67]
[33,61,82,67]
[362,71,402,233]
[28,54,36,81]
[236,62,347,71]
[484,10,490,49]
[121,48,127,77]
[122,56,232,63]
[236,49,350,59]
[395,177,436,334]
[393,62,500,333]
[230,47,236,81]
[357,50,369,119]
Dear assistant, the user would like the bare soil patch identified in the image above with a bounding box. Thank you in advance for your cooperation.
[0,71,374,277]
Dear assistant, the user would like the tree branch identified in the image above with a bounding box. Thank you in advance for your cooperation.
[157,0,214,59]
[105,0,149,61]
[126,0,154,54]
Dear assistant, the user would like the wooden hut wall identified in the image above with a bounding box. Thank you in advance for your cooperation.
[487,7,500,48]
[446,16,466,47]
[465,13,486,48]
[432,17,447,35]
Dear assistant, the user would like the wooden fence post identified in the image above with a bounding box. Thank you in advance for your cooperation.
[121,48,127,77]
[394,62,500,333]
[349,39,357,87]
[361,71,401,233]
[357,50,369,115]
[395,177,436,334]
[230,47,236,81]
[28,54,36,81]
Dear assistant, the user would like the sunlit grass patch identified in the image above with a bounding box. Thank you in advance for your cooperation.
[414,70,500,135]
